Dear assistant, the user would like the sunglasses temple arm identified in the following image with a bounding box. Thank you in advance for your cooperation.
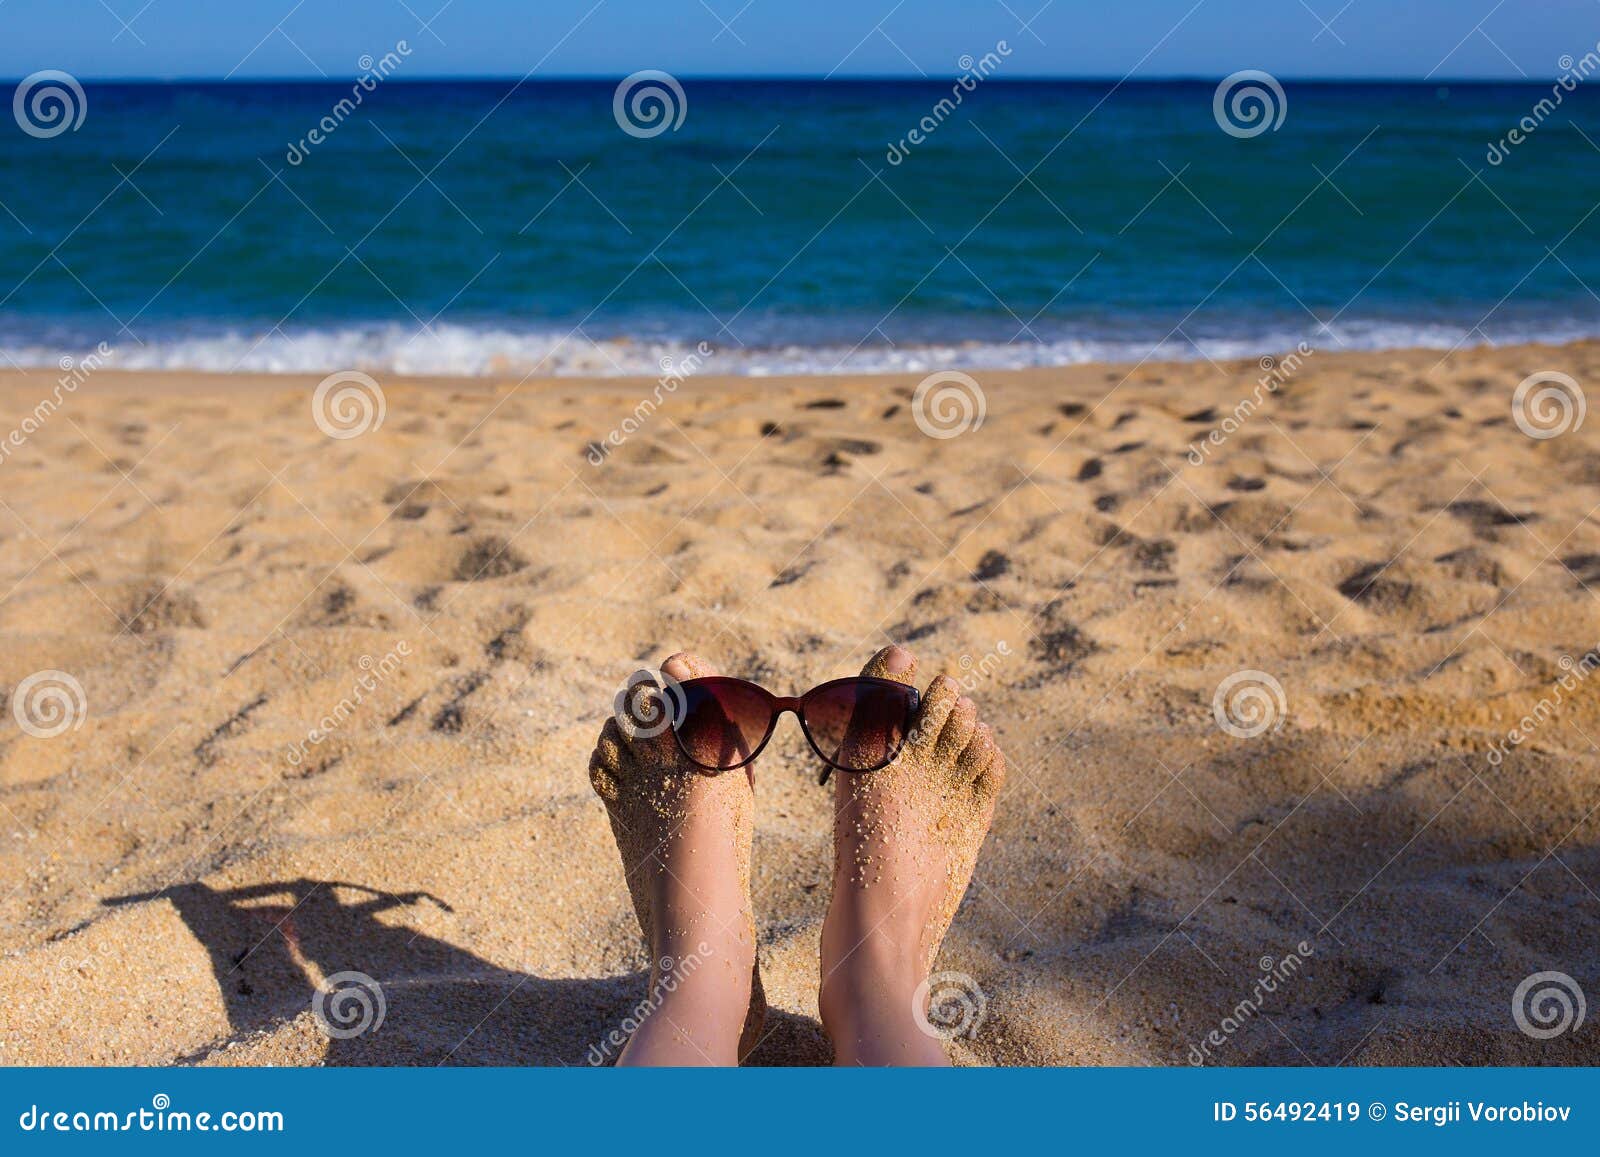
[817,765,832,786]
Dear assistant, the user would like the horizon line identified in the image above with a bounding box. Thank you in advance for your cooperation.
[4,72,1566,85]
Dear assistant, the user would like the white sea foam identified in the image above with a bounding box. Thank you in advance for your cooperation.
[1,316,1596,379]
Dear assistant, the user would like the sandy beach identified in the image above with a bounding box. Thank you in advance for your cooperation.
[1,340,1597,1066]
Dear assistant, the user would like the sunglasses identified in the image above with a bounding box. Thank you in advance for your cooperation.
[656,676,920,784]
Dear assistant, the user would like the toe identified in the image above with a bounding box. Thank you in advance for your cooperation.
[598,716,627,750]
[588,721,626,800]
[908,675,961,754]
[662,651,717,682]
[860,644,917,685]
[956,721,996,778]
[974,747,1007,798]
[933,696,979,767]
[964,722,1006,796]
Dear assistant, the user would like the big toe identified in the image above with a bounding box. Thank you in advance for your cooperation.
[860,644,917,685]
[662,651,717,682]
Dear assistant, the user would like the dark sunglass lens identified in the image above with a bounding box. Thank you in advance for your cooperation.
[674,680,773,770]
[802,680,916,771]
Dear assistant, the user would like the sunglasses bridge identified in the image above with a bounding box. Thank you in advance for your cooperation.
[768,698,839,784]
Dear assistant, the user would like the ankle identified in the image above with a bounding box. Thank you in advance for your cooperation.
[820,974,948,1066]
[647,934,753,1001]
[614,950,753,1065]
[820,951,926,1046]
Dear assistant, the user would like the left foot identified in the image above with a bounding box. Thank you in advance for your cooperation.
[588,652,764,1064]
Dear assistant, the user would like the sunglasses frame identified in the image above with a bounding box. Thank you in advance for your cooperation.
[668,675,920,783]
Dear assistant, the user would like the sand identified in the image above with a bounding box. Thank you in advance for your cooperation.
[1,341,1597,1066]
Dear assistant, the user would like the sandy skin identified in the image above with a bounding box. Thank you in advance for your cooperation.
[820,644,1006,1065]
[588,652,765,1064]
[588,644,1004,1065]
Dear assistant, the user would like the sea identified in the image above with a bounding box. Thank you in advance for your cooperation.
[0,76,1595,376]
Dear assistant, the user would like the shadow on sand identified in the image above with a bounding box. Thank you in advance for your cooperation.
[104,879,828,1066]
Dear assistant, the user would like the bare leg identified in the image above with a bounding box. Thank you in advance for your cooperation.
[819,645,1005,1066]
[588,652,765,1065]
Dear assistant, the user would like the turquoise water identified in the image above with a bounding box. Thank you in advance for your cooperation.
[0,78,1596,374]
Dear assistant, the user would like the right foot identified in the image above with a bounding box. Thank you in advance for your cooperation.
[588,652,765,1064]
[818,645,1005,1065]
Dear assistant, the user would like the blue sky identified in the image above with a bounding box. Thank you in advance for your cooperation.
[1,0,1594,80]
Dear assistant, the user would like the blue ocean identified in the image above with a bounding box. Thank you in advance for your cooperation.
[0,77,1595,375]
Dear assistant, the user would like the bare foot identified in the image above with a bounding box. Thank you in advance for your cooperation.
[587,652,765,1065]
[818,644,1005,1065]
